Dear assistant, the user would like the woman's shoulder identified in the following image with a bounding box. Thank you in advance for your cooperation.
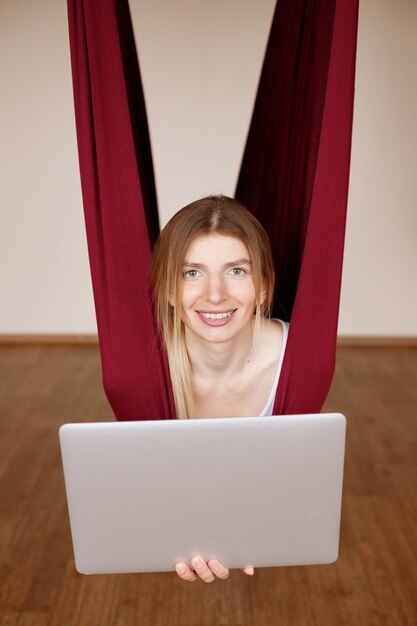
[262,317,289,338]
[257,317,288,363]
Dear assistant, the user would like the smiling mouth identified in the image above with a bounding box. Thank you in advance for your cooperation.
[196,309,237,326]
[196,309,237,319]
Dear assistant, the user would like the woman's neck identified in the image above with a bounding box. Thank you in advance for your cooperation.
[184,320,256,383]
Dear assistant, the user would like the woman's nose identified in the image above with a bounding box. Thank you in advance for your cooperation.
[205,275,227,302]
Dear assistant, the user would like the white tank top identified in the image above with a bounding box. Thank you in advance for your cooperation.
[258,318,289,417]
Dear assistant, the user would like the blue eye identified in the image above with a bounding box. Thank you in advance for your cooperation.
[183,269,199,278]
[230,267,246,275]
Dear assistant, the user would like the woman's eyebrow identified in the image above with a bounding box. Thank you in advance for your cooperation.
[223,258,252,268]
[183,258,252,269]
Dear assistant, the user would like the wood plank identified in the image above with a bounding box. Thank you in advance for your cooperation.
[0,345,416,625]
[1,334,417,347]
[0,335,99,345]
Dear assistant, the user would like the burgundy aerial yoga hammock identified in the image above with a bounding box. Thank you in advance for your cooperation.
[67,0,359,421]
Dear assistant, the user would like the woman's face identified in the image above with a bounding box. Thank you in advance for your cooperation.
[176,233,265,344]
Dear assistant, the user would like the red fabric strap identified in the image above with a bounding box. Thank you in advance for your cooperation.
[67,0,175,420]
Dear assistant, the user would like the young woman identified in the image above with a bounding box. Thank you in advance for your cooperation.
[149,195,289,583]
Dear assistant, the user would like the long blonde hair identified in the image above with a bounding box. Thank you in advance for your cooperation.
[149,195,275,419]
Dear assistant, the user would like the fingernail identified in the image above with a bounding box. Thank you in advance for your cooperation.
[248,567,254,575]
[175,563,186,573]
[192,556,203,568]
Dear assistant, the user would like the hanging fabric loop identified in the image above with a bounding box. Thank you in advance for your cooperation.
[67,0,175,420]
[67,0,359,420]
[236,0,359,414]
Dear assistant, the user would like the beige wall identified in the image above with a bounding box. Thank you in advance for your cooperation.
[130,0,276,216]
[0,0,91,333]
[339,0,417,335]
[0,0,415,336]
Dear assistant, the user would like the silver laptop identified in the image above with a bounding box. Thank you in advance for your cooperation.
[59,413,346,574]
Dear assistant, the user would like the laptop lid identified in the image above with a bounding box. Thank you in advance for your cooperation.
[59,413,346,574]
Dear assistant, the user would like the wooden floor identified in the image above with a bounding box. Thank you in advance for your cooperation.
[0,345,416,626]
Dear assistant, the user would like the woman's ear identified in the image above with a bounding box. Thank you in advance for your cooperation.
[260,279,268,305]
[168,293,175,307]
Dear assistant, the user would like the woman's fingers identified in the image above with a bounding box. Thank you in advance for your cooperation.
[190,556,216,582]
[175,557,253,582]
[175,556,229,583]
[175,561,197,582]
[207,558,230,580]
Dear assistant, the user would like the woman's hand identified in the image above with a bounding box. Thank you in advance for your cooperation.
[175,555,254,583]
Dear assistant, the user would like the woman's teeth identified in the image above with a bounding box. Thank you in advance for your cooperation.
[201,311,233,319]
